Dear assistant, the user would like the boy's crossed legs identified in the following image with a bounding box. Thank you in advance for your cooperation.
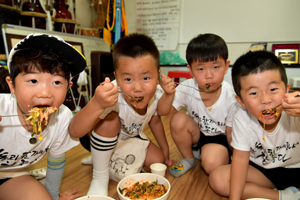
[209,164,300,200]
[169,112,230,177]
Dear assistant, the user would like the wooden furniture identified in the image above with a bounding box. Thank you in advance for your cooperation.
[90,51,115,95]
[26,109,228,200]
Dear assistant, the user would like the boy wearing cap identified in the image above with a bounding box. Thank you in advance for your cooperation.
[0,34,87,200]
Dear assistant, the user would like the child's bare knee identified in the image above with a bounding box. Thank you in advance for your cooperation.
[170,112,187,131]
[201,158,222,174]
[209,169,229,196]
[94,112,120,136]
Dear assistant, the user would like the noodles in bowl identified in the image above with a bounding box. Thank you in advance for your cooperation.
[117,173,170,200]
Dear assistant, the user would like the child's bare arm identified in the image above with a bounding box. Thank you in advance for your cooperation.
[157,74,176,116]
[68,77,118,138]
[148,115,170,166]
[225,126,233,152]
[282,91,300,117]
[229,149,250,200]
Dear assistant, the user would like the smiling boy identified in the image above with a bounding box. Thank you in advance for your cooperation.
[209,50,300,200]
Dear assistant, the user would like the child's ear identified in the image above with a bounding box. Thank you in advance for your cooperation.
[6,76,14,94]
[286,83,290,93]
[224,60,230,74]
[235,94,247,108]
[68,81,73,90]
[187,65,194,77]
[158,69,161,84]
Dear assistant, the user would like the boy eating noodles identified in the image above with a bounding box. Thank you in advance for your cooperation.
[0,34,87,200]
[69,33,169,196]
[159,33,239,177]
[209,50,300,200]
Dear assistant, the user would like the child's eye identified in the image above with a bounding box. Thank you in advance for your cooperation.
[250,92,257,96]
[53,81,62,85]
[29,79,38,84]
[197,68,204,71]
[143,77,150,81]
[270,88,278,92]
[124,78,131,82]
[214,66,219,69]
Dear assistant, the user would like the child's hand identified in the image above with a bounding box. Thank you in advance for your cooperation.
[160,74,176,95]
[58,189,82,200]
[282,92,300,117]
[93,77,119,110]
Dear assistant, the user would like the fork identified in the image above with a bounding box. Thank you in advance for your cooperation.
[1,114,30,117]
[173,82,211,92]
[119,91,144,101]
[100,83,144,101]
[263,93,300,112]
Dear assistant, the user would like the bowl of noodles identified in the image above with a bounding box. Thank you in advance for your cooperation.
[75,195,115,200]
[117,173,171,200]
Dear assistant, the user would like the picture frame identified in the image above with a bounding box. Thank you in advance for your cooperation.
[4,33,84,56]
[249,43,267,51]
[274,49,299,64]
[272,44,299,65]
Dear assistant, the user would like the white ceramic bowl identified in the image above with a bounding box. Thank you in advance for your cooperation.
[76,195,115,200]
[117,173,171,200]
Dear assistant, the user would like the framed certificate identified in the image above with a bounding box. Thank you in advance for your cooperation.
[274,49,299,64]
[273,44,299,64]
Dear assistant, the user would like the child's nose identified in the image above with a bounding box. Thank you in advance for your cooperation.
[133,82,142,92]
[37,85,52,98]
[205,70,213,79]
[261,93,272,104]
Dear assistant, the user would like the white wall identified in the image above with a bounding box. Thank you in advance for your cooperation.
[122,0,300,85]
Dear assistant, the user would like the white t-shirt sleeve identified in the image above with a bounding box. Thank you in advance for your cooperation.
[231,108,251,152]
[49,106,79,156]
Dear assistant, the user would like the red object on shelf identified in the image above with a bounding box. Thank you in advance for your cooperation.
[272,44,300,53]
[167,71,193,84]
[54,0,67,19]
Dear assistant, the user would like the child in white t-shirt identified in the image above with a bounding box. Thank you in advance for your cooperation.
[69,33,170,196]
[159,33,239,177]
[0,34,87,200]
[209,50,300,200]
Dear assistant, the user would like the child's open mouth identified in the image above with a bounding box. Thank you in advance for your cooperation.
[259,108,279,120]
[132,97,144,108]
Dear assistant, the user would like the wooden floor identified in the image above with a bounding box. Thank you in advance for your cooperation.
[27,110,228,200]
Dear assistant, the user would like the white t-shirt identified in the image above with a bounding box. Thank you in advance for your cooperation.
[100,80,164,140]
[0,94,79,171]
[173,78,239,136]
[231,108,300,168]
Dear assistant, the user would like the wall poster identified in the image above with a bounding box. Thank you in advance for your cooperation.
[136,0,180,51]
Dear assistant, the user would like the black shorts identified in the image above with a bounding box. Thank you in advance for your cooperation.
[193,132,232,162]
[0,178,11,185]
[250,161,300,190]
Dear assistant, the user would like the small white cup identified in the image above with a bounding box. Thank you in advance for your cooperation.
[150,163,167,177]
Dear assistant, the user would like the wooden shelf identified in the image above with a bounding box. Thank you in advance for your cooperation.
[0,54,7,60]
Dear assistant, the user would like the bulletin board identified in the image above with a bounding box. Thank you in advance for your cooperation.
[179,0,300,43]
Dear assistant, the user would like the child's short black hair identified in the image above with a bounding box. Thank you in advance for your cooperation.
[186,33,228,66]
[0,67,10,93]
[232,50,288,98]
[112,33,160,71]
[9,49,72,84]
